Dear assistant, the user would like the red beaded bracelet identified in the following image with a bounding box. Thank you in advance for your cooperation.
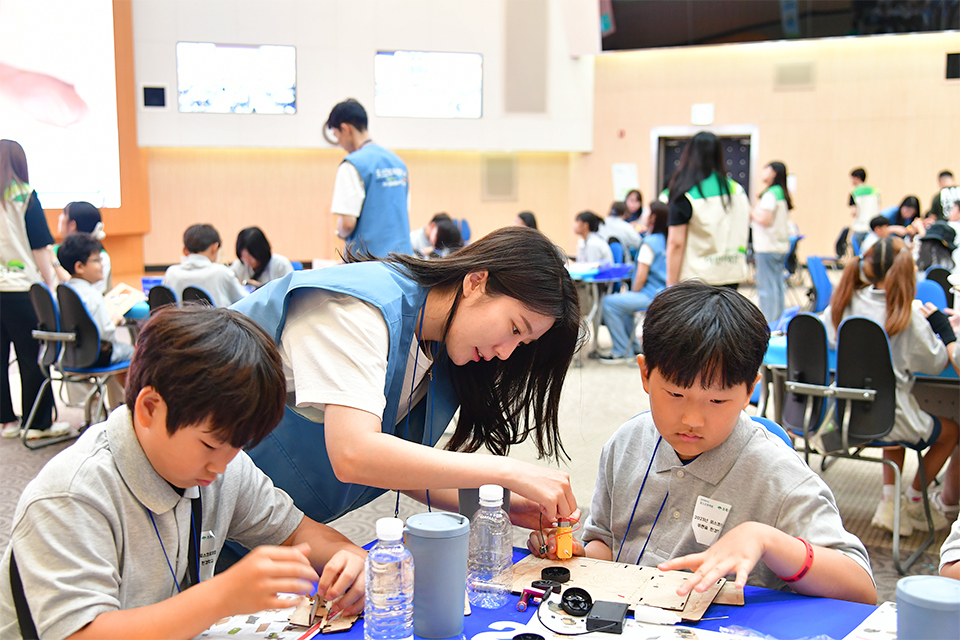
[778,537,814,583]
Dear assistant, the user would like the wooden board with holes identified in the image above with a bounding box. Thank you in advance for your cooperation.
[288,597,360,633]
[511,555,737,622]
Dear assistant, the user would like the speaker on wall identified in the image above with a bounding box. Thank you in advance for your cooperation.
[142,86,166,107]
[947,53,959,80]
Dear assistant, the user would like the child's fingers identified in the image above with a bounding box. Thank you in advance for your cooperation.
[657,552,704,573]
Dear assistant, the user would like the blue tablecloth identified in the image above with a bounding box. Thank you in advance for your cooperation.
[346,547,874,640]
[764,335,957,380]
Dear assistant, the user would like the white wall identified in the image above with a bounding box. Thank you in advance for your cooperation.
[132,0,596,151]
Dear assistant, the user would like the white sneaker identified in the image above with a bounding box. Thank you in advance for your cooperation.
[1,421,21,438]
[25,421,71,441]
[930,491,960,520]
[906,496,952,532]
[871,496,914,537]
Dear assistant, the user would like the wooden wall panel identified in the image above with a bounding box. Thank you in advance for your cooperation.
[572,32,960,258]
[144,149,573,265]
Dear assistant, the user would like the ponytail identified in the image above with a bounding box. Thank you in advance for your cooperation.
[831,237,915,337]
[881,246,915,336]
[830,256,867,332]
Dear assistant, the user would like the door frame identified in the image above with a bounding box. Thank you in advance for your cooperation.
[650,125,760,197]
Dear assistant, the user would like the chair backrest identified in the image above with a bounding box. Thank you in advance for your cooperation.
[147,284,177,313]
[290,260,304,271]
[182,285,214,306]
[608,239,625,264]
[915,279,948,310]
[783,312,829,435]
[924,266,954,308]
[56,283,102,369]
[455,219,471,244]
[28,283,62,368]
[750,416,793,449]
[835,316,897,444]
[806,256,833,313]
[784,235,802,275]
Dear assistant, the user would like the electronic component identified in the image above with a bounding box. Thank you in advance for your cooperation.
[556,520,573,559]
[559,587,593,617]
[531,579,561,595]
[517,588,546,612]
[586,601,629,635]
[541,566,570,583]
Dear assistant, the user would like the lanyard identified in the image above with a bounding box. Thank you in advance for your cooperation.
[395,301,436,516]
[616,436,668,565]
[148,494,201,593]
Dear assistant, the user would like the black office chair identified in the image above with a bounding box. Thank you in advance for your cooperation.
[831,316,933,573]
[21,284,78,450]
[925,266,954,308]
[147,284,177,313]
[182,285,214,306]
[56,283,132,431]
[782,313,830,464]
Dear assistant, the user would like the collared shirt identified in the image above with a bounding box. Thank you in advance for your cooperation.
[0,407,302,640]
[941,519,960,573]
[582,412,873,591]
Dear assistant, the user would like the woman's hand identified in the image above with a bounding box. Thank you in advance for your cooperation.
[504,460,577,523]
[525,522,585,560]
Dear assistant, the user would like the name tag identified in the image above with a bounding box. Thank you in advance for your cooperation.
[692,495,731,546]
[200,530,217,581]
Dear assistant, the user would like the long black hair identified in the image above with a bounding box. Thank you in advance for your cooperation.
[893,195,920,227]
[668,132,730,209]
[346,226,582,461]
[767,161,793,211]
[236,226,273,281]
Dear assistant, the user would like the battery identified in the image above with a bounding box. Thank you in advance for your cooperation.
[586,601,629,635]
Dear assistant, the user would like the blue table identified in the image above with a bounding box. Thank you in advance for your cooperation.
[341,548,875,640]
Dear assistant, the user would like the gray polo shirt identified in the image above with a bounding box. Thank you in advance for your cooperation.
[163,253,248,308]
[941,519,960,573]
[582,412,873,591]
[0,407,303,640]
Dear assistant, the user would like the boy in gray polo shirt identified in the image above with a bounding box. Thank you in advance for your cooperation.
[529,282,876,605]
[0,307,366,640]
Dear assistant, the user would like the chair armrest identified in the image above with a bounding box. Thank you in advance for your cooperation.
[31,330,76,342]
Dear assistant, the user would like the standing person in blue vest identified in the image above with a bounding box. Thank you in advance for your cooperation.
[665,132,750,289]
[326,99,413,257]
[232,227,581,530]
[750,161,793,323]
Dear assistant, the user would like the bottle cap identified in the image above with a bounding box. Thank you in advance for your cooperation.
[376,517,405,541]
[479,484,504,506]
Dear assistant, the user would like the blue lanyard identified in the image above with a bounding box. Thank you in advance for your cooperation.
[148,505,198,594]
[395,301,436,516]
[615,436,667,565]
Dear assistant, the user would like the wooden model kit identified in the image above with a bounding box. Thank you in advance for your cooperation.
[288,596,359,634]
[511,555,744,622]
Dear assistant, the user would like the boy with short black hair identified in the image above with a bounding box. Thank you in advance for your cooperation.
[162,223,246,307]
[0,307,365,640]
[530,282,876,604]
[860,215,892,255]
[57,232,134,366]
[849,167,880,249]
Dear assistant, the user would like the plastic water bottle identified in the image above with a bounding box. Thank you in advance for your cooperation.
[466,484,513,609]
[364,518,414,640]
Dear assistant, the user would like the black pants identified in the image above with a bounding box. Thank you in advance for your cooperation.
[1,291,53,429]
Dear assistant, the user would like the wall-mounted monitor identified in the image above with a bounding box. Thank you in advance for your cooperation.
[374,51,482,119]
[176,42,296,114]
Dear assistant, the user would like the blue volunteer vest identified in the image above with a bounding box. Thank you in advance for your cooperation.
[640,233,668,297]
[232,262,459,523]
[344,144,413,256]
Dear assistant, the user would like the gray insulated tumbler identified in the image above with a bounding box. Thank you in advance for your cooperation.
[403,511,471,639]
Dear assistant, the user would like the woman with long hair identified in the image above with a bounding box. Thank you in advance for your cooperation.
[574,211,613,263]
[624,189,643,223]
[599,201,669,364]
[234,227,582,528]
[750,161,793,322]
[229,226,294,289]
[822,236,958,536]
[665,132,750,287]
[0,140,66,439]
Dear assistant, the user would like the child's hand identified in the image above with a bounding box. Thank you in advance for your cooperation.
[657,522,767,595]
[945,308,960,331]
[216,543,319,615]
[314,548,366,617]
[525,524,585,560]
